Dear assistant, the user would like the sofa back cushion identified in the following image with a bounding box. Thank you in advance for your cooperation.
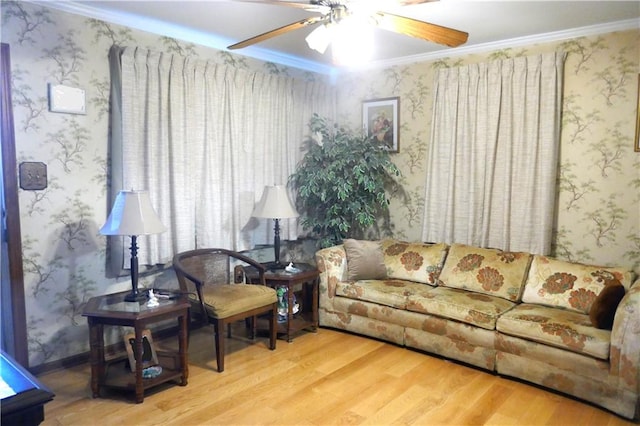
[522,255,635,314]
[438,244,532,302]
[380,240,448,285]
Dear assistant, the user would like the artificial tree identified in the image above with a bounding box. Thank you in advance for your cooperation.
[290,114,401,248]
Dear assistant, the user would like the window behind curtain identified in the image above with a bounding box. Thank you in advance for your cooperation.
[422,52,566,254]
[107,46,335,272]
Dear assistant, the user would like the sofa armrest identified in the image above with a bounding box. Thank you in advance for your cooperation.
[610,277,640,395]
[315,245,347,311]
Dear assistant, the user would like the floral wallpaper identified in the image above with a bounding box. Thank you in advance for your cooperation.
[1,1,638,370]
[335,29,640,274]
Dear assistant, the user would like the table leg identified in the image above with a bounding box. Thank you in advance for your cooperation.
[178,310,189,386]
[286,284,294,342]
[88,320,104,398]
[133,326,144,403]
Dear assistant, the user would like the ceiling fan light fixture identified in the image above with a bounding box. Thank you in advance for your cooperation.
[331,15,373,66]
[305,23,333,54]
[227,1,469,64]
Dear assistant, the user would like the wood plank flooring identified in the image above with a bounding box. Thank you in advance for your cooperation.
[39,325,637,425]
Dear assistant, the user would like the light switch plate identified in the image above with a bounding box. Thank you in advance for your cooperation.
[19,162,47,190]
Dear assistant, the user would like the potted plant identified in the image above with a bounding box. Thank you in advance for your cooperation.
[290,114,401,248]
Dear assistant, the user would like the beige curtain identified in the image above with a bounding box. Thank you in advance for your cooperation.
[118,47,335,265]
[422,52,565,254]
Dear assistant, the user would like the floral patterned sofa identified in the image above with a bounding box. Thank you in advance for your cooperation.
[315,239,640,419]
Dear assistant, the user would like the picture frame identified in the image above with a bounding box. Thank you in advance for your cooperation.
[635,74,640,152]
[363,97,400,153]
[124,329,158,373]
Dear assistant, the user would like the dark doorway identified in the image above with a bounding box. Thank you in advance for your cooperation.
[1,42,28,366]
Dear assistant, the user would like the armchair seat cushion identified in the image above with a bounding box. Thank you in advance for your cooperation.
[195,284,277,318]
[496,303,610,360]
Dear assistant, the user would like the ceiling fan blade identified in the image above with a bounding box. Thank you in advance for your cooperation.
[375,12,468,47]
[228,16,325,50]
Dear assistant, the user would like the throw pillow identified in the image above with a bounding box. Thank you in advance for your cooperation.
[438,243,532,302]
[343,239,387,281]
[589,284,625,329]
[381,240,448,285]
[522,256,635,314]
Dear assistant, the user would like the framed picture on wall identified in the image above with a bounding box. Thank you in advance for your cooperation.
[635,74,640,152]
[124,329,158,372]
[363,97,400,153]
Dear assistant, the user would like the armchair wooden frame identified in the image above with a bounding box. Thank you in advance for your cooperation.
[172,248,277,372]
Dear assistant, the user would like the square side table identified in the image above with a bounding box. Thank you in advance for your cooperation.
[242,263,319,342]
[82,291,190,403]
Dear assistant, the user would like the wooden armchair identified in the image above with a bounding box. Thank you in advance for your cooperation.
[172,248,277,372]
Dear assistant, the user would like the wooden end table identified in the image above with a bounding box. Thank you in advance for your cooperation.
[82,291,190,403]
[243,263,319,342]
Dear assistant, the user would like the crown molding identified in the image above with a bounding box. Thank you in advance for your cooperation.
[32,1,335,75]
[349,18,640,73]
[32,2,638,77]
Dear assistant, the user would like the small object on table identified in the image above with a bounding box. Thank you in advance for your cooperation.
[146,289,159,308]
[276,287,300,323]
[142,365,163,379]
[284,262,300,273]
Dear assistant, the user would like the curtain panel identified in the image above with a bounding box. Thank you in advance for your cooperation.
[421,51,565,254]
[109,46,335,269]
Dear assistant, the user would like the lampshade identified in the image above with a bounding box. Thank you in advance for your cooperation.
[252,185,299,219]
[100,190,167,236]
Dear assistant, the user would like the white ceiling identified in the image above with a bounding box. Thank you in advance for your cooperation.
[41,1,640,75]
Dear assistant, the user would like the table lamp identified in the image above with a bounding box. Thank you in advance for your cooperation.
[252,185,299,270]
[100,190,167,302]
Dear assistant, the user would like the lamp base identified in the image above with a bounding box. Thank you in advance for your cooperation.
[124,290,148,302]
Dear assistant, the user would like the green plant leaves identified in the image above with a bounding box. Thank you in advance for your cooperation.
[290,114,401,248]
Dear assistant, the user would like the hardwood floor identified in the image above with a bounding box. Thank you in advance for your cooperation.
[39,325,637,425]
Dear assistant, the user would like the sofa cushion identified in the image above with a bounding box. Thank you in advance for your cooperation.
[438,244,532,302]
[335,279,434,309]
[380,240,448,285]
[497,303,611,360]
[406,286,517,330]
[343,239,387,281]
[522,256,634,314]
[496,333,611,382]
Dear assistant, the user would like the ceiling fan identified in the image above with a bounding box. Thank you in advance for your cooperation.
[227,0,469,56]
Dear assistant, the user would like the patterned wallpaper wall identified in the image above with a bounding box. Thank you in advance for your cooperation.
[336,29,640,274]
[2,2,639,369]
